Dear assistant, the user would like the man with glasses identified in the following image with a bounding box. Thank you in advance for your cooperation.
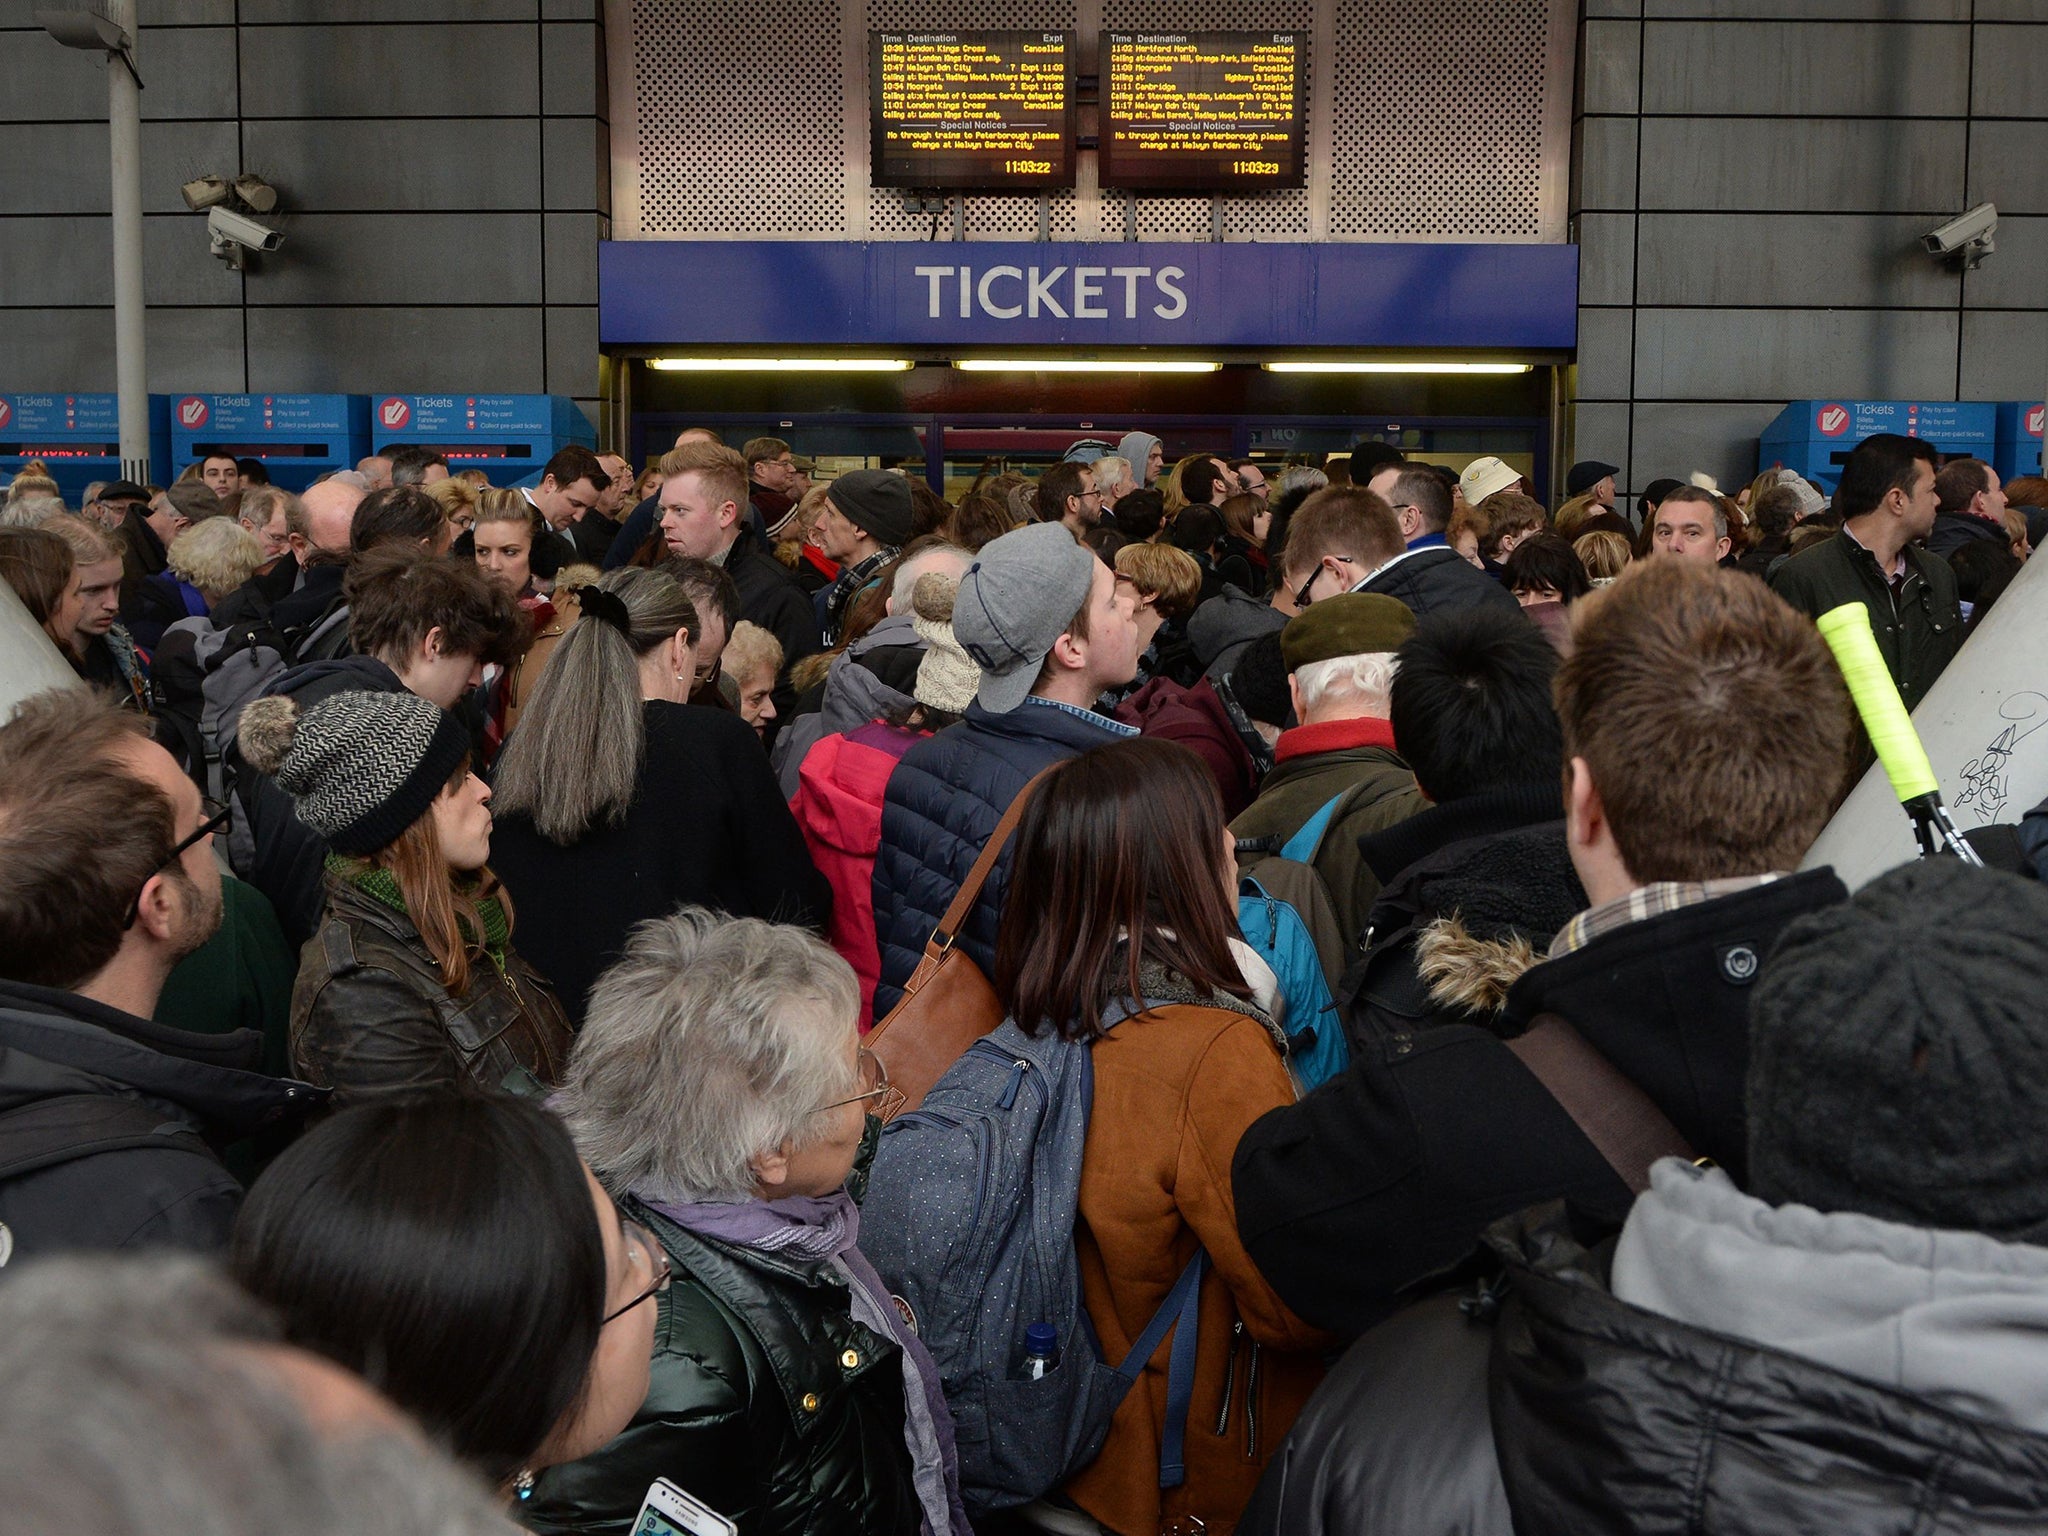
[1232,460,1269,500]
[1353,464,1521,618]
[0,689,311,1257]
[1035,460,1103,539]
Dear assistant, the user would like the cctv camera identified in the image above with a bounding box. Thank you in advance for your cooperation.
[207,205,282,252]
[1922,203,1996,266]
[206,205,282,268]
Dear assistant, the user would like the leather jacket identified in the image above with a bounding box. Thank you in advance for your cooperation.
[523,1199,923,1536]
[289,877,573,1106]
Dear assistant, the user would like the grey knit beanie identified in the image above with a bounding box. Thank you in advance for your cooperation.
[1748,858,2048,1241]
[237,689,473,856]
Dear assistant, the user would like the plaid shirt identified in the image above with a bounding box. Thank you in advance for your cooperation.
[1547,873,1786,960]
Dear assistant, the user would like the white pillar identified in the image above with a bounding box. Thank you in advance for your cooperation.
[106,0,148,483]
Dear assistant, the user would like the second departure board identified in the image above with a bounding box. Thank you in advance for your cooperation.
[1099,31,1307,192]
[870,30,1077,189]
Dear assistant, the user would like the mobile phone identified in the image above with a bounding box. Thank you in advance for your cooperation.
[630,1478,738,1536]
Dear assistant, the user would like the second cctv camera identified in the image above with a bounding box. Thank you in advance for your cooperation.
[206,205,283,267]
[1922,203,1996,266]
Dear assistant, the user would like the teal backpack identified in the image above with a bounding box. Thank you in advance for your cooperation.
[1236,792,1355,1091]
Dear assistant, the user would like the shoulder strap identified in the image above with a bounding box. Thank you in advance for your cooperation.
[1110,1247,1208,1490]
[0,1094,209,1184]
[1504,1013,1694,1194]
[925,766,1057,954]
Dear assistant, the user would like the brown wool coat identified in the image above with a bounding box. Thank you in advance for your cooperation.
[1065,1000,1333,1536]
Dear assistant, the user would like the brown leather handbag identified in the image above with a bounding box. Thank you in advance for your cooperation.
[867,769,1051,1119]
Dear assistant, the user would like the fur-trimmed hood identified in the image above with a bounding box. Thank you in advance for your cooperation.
[1354,821,1586,1025]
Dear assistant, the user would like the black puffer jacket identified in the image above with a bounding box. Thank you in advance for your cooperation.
[290,878,573,1106]
[523,1199,922,1536]
[1490,1202,2048,1535]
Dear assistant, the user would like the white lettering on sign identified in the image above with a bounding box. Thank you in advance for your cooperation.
[913,265,1191,323]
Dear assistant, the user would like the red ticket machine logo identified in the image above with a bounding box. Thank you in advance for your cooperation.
[178,396,209,428]
[379,397,412,430]
[2028,404,2045,438]
[0,399,12,430]
[1817,404,1849,438]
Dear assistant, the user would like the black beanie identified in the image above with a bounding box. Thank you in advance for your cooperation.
[1748,857,2048,1240]
[827,470,914,548]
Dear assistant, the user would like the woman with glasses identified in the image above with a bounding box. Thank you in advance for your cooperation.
[488,567,828,1024]
[231,1095,659,1501]
[524,908,966,1536]
[236,686,572,1105]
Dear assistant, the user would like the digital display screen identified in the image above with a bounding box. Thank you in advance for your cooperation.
[1099,31,1307,191]
[0,442,118,458]
[869,30,1076,189]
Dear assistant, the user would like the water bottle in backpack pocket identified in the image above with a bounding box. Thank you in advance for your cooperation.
[859,1013,1207,1516]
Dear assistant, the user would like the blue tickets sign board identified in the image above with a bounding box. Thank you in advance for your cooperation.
[1994,401,2045,482]
[169,393,370,492]
[1760,399,1998,492]
[0,392,169,498]
[601,240,1579,350]
[371,393,595,485]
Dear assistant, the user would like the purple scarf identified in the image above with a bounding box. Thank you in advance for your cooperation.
[643,1190,972,1536]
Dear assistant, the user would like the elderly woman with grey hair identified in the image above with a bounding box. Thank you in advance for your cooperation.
[522,908,970,1536]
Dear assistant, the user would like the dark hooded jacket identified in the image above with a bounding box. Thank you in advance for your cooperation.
[1925,507,2007,560]
[1248,1178,2048,1536]
[0,979,318,1259]
[1232,867,1847,1336]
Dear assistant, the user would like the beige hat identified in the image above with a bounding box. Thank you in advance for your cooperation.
[910,572,979,715]
[1458,456,1521,505]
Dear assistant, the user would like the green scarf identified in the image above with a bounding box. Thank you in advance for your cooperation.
[328,853,510,978]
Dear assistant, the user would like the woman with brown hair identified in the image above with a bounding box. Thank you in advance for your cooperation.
[1214,491,1272,593]
[236,686,572,1105]
[0,525,83,658]
[990,737,1326,1536]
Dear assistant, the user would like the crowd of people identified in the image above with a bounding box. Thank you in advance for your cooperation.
[3,421,2047,1536]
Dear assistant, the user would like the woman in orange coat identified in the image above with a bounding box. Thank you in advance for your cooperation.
[995,737,1328,1536]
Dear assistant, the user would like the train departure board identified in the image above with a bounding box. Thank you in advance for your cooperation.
[1099,31,1307,191]
[870,30,1077,189]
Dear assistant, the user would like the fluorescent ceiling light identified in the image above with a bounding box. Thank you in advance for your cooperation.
[954,359,1221,374]
[647,358,913,372]
[1264,361,1533,375]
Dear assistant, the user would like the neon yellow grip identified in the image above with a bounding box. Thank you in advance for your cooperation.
[1815,602,1940,803]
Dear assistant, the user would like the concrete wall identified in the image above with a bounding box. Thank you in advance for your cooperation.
[0,0,606,431]
[1569,1,2047,506]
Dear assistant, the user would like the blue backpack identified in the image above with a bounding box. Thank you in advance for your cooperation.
[859,1009,1205,1516]
[1236,793,1354,1091]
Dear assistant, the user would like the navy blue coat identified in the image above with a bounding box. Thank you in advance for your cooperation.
[870,699,1132,1016]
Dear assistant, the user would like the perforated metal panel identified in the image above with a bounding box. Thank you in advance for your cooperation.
[622,0,846,237]
[1328,0,1552,238]
[608,0,1570,243]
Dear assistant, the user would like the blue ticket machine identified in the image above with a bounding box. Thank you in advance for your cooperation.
[1994,402,2045,482]
[0,392,169,499]
[1759,400,1997,493]
[369,394,595,485]
[168,394,370,491]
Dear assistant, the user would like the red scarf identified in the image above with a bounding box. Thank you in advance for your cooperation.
[1274,715,1396,765]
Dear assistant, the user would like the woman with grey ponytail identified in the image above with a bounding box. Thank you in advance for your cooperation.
[490,568,830,1021]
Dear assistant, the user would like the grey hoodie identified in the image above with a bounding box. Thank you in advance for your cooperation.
[1614,1158,2048,1435]
[771,612,923,797]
